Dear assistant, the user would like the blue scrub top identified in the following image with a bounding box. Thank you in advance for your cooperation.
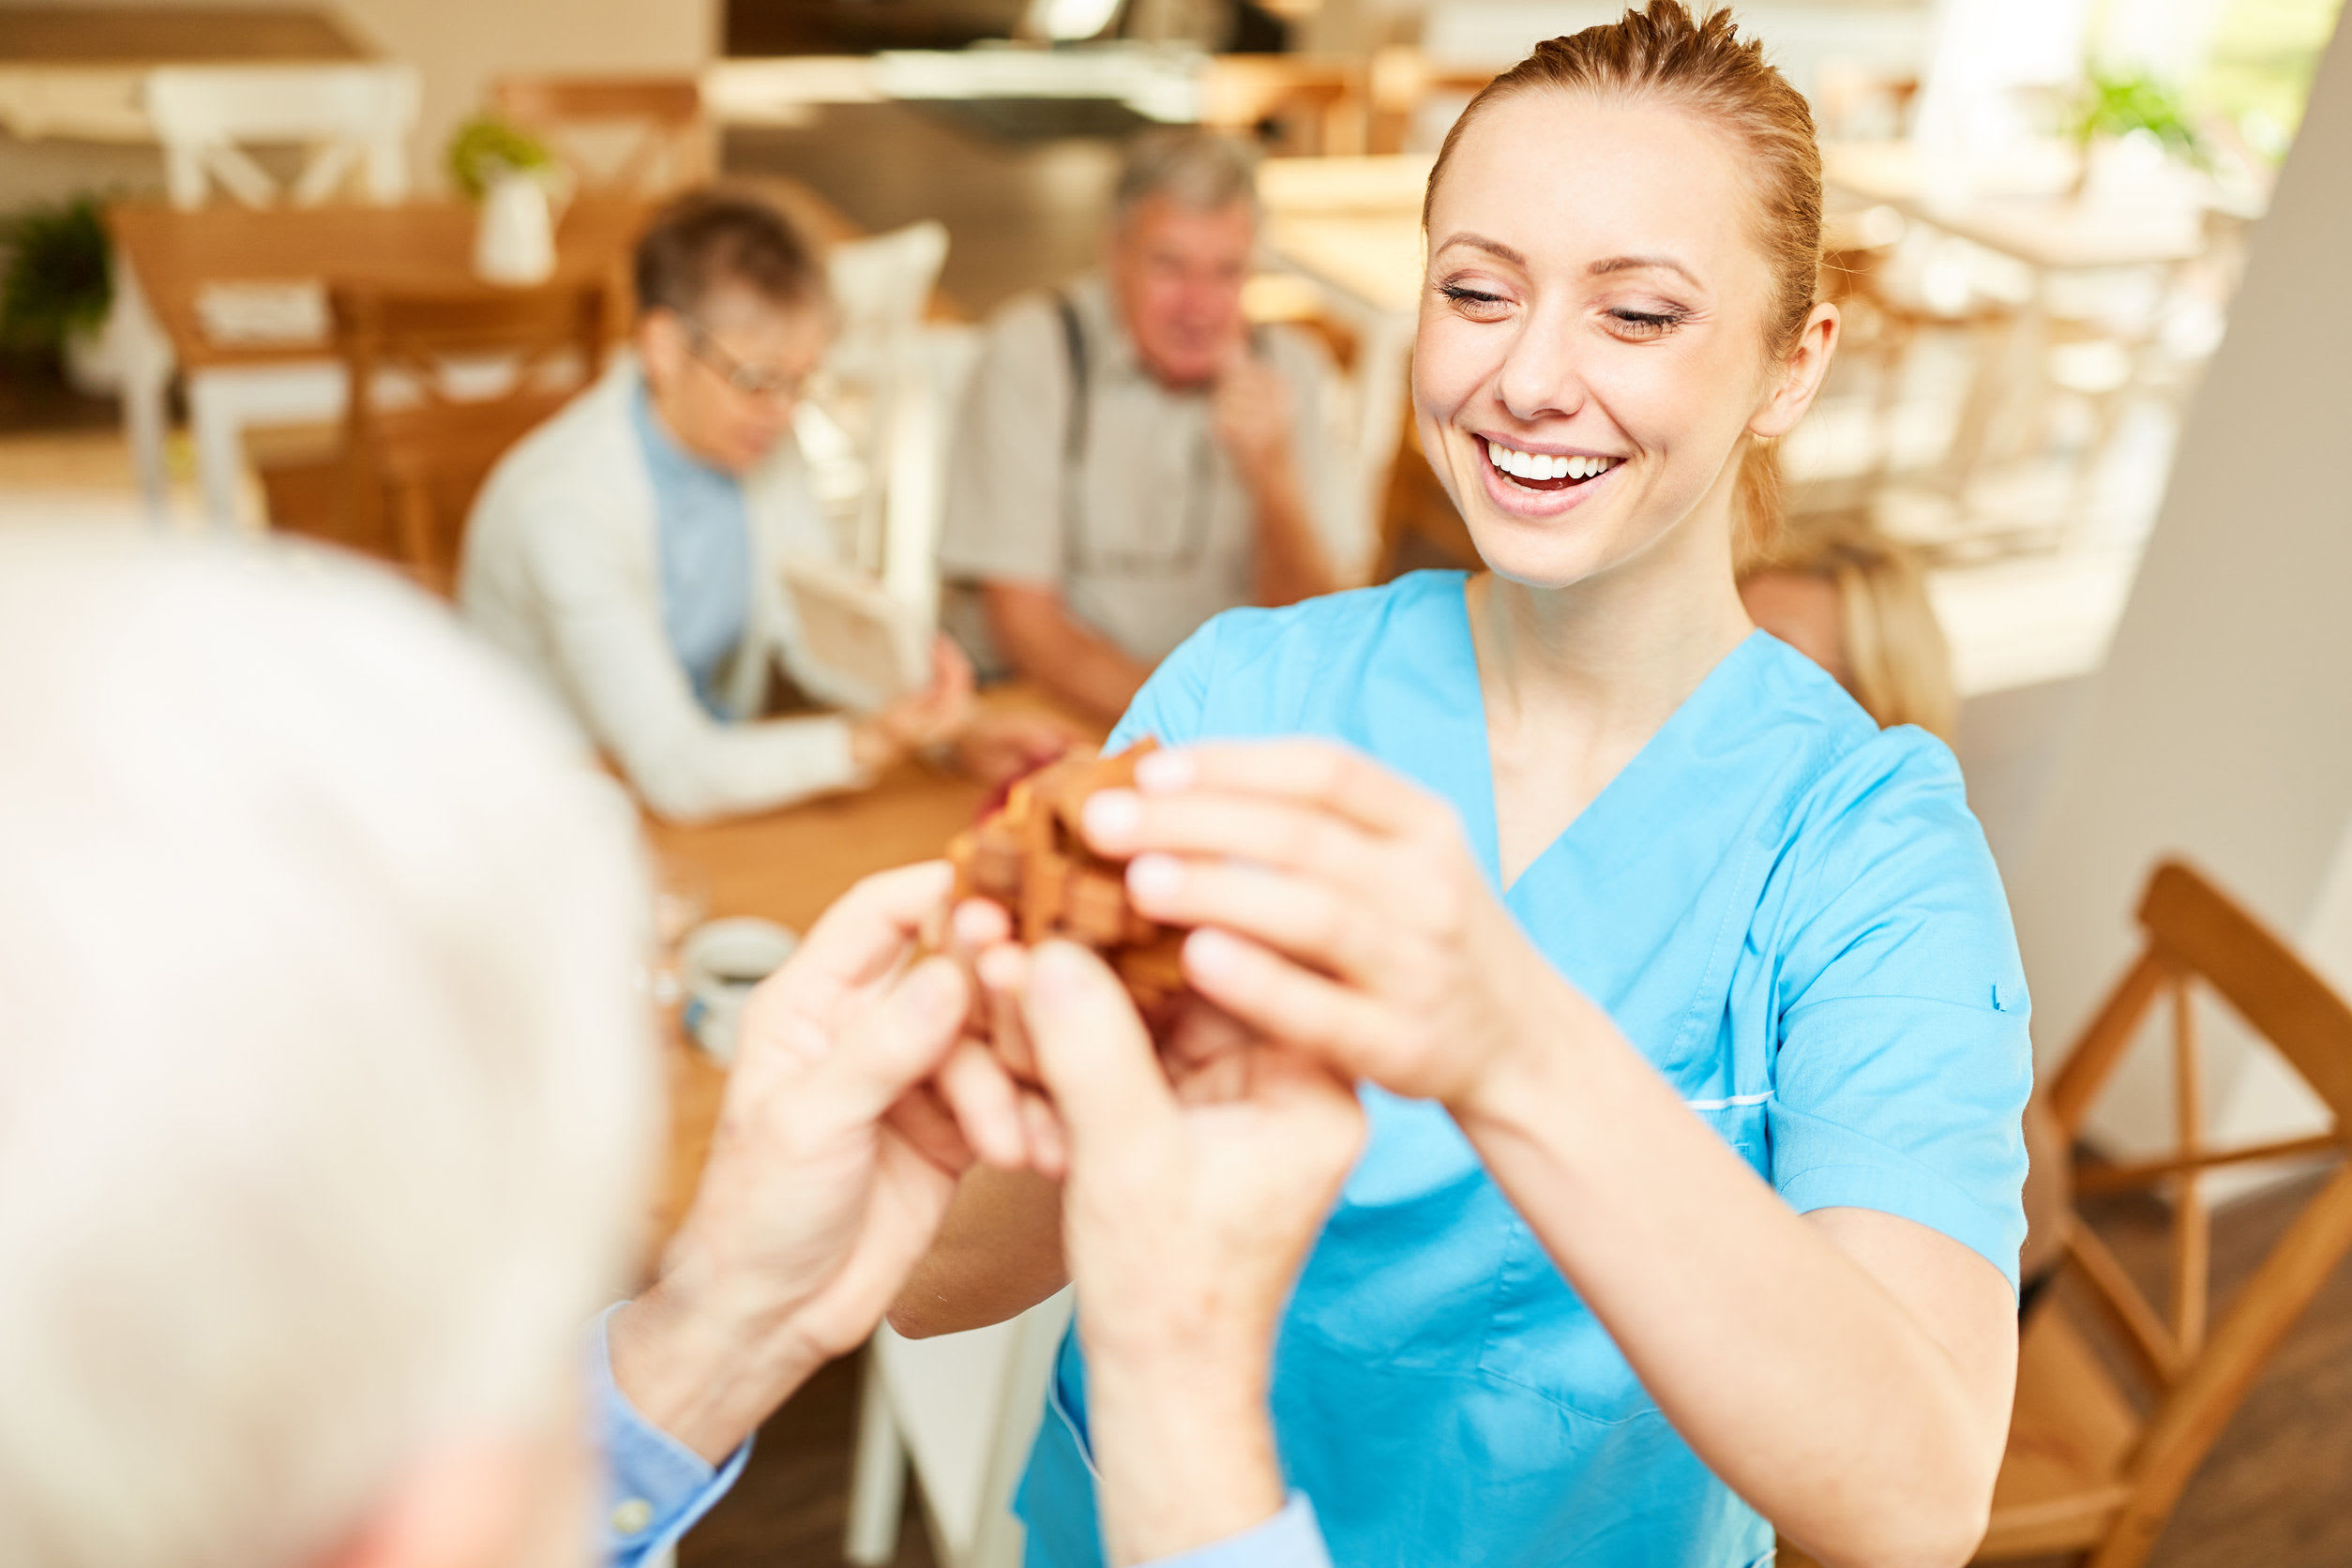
[1016,570,2032,1568]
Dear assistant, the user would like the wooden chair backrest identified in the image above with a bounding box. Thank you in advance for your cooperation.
[329,278,617,592]
[2043,858,2352,1567]
[147,63,418,209]
[489,75,712,196]
[1199,56,1366,157]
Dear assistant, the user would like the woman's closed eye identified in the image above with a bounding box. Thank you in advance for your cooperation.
[1437,280,1513,321]
[1605,306,1690,339]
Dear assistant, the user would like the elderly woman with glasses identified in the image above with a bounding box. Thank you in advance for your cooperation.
[461,190,1069,823]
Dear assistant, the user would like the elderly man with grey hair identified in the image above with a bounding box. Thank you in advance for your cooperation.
[940,129,1371,726]
[0,531,1357,1568]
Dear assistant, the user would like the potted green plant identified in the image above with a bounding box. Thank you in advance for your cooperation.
[2069,68,2208,198]
[447,114,569,285]
[0,196,115,393]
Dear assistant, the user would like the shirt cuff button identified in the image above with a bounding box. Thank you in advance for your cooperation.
[611,1498,656,1536]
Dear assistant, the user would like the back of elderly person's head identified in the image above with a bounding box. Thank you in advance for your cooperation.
[0,533,658,1568]
[1110,128,1262,232]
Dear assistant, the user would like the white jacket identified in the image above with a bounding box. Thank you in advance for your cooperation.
[459,359,867,822]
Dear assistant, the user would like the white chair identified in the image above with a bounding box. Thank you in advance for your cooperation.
[807,220,953,598]
[846,1293,1075,1568]
[146,64,419,210]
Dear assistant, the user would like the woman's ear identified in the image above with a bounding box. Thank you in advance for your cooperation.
[1750,301,1841,440]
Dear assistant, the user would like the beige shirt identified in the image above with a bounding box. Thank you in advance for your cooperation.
[938,272,1368,667]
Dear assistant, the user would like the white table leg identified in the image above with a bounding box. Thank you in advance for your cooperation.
[845,1348,909,1566]
[186,362,350,534]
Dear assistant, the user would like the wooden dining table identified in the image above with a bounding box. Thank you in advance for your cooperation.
[105,175,864,531]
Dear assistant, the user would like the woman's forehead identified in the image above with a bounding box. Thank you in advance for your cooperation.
[1428,92,1755,282]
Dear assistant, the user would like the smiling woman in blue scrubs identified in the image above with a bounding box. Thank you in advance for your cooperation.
[890,8,2032,1567]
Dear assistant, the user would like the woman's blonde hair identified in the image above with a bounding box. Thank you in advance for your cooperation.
[1423,1,1825,561]
[1745,524,1957,739]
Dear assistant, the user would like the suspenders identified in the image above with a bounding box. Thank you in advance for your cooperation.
[1050,289,1219,578]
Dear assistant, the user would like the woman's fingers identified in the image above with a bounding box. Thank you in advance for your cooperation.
[1126,852,1385,984]
[1182,927,1395,1074]
[1137,739,1449,838]
[1082,786,1391,893]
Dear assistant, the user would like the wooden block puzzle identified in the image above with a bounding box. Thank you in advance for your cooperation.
[947,737,1188,1010]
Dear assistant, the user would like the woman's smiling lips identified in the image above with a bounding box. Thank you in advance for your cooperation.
[1471,433,1623,514]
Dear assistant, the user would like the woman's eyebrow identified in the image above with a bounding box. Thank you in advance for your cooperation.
[1589,254,1704,290]
[1431,231,1527,265]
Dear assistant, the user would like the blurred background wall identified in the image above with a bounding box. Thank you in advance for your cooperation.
[2007,9,2352,1169]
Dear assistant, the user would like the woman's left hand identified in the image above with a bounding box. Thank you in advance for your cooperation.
[1078,739,1585,1108]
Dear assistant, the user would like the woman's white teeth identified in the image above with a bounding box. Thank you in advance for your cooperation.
[1486,443,1615,482]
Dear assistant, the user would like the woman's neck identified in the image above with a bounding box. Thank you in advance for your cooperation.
[1468,509,1755,884]
[1470,537,1753,743]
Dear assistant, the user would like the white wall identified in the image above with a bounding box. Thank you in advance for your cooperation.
[2005,9,2352,1157]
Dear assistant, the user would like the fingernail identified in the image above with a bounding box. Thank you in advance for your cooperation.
[1083,789,1141,846]
[1184,927,1243,980]
[1127,853,1184,905]
[1031,941,1089,1003]
[1135,749,1194,792]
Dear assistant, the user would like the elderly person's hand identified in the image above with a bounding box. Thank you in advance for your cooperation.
[610,863,1049,1463]
[1209,342,1300,489]
[1078,739,1578,1113]
[949,708,1082,790]
[852,637,977,772]
[1012,939,1364,1567]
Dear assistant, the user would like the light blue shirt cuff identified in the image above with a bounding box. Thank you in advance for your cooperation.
[1138,1493,1332,1568]
[588,1303,753,1565]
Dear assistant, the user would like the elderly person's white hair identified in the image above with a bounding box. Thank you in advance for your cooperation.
[0,531,658,1568]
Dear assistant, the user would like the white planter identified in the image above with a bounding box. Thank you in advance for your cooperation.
[62,306,125,396]
[473,173,558,286]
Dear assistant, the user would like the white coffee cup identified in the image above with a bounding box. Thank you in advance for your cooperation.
[679,916,797,1065]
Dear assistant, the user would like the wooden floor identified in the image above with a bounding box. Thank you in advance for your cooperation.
[685,1165,2352,1568]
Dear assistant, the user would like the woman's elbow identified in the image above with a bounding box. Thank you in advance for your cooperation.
[1809,1478,1992,1568]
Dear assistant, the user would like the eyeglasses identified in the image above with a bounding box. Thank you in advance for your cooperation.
[675,313,814,401]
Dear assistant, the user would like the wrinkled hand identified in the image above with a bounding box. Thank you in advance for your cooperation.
[950,708,1080,788]
[1012,939,1364,1564]
[611,863,1049,1462]
[1209,345,1298,489]
[858,637,975,768]
[1079,739,1580,1108]
[1019,939,1364,1363]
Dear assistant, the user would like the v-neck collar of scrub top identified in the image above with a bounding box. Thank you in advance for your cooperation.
[1357,569,1781,903]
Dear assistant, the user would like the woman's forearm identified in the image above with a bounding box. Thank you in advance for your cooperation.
[886,1165,1068,1338]
[1454,1003,2010,1568]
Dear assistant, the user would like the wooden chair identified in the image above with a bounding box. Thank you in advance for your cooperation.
[146,63,418,209]
[489,75,713,197]
[255,279,616,594]
[1199,56,1366,156]
[1974,859,2352,1566]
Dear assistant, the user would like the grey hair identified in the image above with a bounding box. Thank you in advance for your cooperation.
[0,530,657,1568]
[1111,128,1262,227]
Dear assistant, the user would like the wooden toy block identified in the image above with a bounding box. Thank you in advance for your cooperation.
[947,737,1188,1011]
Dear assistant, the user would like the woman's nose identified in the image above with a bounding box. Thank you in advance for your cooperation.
[1495,308,1586,425]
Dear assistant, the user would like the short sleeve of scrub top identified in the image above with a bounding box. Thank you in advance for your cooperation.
[1027,570,2031,1568]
